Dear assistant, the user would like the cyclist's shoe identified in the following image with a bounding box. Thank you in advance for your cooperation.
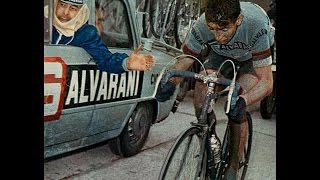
[223,167,238,180]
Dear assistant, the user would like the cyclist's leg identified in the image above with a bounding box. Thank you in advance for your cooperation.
[225,60,258,179]
[224,118,248,179]
[226,112,254,180]
[236,63,258,164]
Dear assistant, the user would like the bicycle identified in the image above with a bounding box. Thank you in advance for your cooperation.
[148,0,178,46]
[157,59,253,180]
[174,0,201,49]
[138,0,202,48]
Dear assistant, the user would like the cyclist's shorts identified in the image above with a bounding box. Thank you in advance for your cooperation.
[202,50,257,79]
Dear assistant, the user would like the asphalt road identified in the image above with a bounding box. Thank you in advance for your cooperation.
[44,91,276,180]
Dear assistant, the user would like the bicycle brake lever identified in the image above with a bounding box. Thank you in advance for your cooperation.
[225,89,233,114]
[225,75,237,114]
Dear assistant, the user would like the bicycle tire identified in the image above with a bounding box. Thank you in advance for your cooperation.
[158,126,206,180]
[237,112,253,180]
[216,112,253,180]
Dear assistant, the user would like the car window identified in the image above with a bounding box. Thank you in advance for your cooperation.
[95,0,131,48]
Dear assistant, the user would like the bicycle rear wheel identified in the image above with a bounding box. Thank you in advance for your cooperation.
[158,126,206,180]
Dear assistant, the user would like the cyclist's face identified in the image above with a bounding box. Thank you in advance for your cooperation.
[56,0,82,23]
[207,16,242,44]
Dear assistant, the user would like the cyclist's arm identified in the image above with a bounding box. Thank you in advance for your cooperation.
[168,50,195,84]
[238,22,275,106]
[240,49,273,106]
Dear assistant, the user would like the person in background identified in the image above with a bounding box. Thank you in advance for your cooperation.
[156,0,275,179]
[52,0,154,74]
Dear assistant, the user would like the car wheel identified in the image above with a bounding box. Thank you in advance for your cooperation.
[109,103,152,157]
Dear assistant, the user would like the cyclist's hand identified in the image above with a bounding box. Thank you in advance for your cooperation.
[228,96,247,123]
[155,80,176,102]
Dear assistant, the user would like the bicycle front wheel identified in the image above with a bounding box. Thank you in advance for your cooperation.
[158,126,206,180]
[237,112,253,180]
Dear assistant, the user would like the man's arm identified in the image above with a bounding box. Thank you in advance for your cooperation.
[78,25,128,74]
[239,64,273,106]
[79,25,154,73]
[242,22,275,106]
[168,55,195,84]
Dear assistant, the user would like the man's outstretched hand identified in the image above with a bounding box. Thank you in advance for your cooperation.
[127,45,155,71]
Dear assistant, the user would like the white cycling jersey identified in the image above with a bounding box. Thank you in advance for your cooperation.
[183,2,275,68]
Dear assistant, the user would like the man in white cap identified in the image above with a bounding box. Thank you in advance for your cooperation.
[52,0,154,73]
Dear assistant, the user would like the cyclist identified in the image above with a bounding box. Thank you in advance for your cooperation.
[156,0,275,179]
[52,0,154,73]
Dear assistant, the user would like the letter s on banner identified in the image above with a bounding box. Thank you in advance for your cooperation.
[44,57,67,122]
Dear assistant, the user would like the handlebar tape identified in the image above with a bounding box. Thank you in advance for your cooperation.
[160,70,195,86]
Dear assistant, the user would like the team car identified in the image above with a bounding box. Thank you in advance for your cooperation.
[44,0,182,158]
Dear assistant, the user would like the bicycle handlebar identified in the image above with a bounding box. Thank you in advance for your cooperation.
[160,69,241,112]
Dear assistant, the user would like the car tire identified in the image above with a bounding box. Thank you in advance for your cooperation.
[109,103,152,157]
